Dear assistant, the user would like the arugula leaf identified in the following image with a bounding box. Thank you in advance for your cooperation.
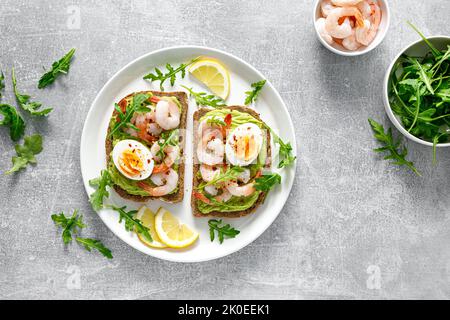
[208,219,240,244]
[0,103,25,141]
[156,129,179,158]
[89,170,112,211]
[5,134,43,174]
[270,131,296,168]
[255,173,281,192]
[407,21,441,58]
[181,85,226,108]
[75,237,113,259]
[198,166,244,190]
[206,115,226,126]
[108,93,150,138]
[38,48,76,89]
[244,80,266,105]
[51,210,86,245]
[12,68,52,116]
[0,71,5,98]
[368,118,421,176]
[144,58,198,91]
[109,205,153,243]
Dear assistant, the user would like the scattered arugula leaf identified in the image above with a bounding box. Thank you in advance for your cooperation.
[51,210,86,244]
[244,80,266,105]
[108,93,150,138]
[206,115,226,126]
[89,170,112,211]
[75,237,113,259]
[197,166,245,190]
[12,68,52,116]
[368,118,421,176]
[208,219,240,244]
[181,85,226,108]
[255,173,281,192]
[5,134,43,174]
[0,71,5,98]
[144,58,198,91]
[0,103,25,141]
[157,129,179,158]
[38,48,76,89]
[108,205,153,243]
[270,130,296,169]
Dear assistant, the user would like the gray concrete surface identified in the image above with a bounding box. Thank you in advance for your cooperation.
[1,0,449,300]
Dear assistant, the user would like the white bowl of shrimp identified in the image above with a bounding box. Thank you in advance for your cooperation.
[313,0,390,56]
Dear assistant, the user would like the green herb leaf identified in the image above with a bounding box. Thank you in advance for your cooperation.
[89,170,112,211]
[0,103,25,141]
[244,80,266,105]
[208,219,240,244]
[255,173,281,192]
[368,118,421,176]
[109,205,153,243]
[206,115,226,126]
[108,93,150,138]
[5,134,43,174]
[0,71,5,98]
[51,210,86,245]
[38,48,76,89]
[75,237,113,259]
[181,85,226,108]
[271,131,296,168]
[12,68,52,116]
[144,58,198,91]
[198,166,245,190]
[157,129,179,158]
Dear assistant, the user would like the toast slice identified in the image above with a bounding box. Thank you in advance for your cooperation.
[105,91,188,203]
[191,106,271,217]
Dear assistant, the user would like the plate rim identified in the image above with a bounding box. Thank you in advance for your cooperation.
[80,45,297,262]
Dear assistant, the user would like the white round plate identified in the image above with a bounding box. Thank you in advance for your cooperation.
[80,46,296,262]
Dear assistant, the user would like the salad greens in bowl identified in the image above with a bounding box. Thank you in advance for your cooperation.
[384,24,450,156]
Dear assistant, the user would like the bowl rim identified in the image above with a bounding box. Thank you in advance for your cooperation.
[312,0,391,57]
[383,35,450,148]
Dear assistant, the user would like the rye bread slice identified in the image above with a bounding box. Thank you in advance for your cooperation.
[105,91,188,203]
[191,106,272,218]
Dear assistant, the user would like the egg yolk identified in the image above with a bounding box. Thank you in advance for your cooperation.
[118,149,144,177]
[235,135,257,161]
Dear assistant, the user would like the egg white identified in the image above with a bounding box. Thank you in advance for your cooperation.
[112,139,154,180]
[225,123,263,166]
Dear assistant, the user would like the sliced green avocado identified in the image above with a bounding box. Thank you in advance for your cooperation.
[196,191,261,214]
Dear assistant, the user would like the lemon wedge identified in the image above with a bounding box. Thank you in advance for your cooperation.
[136,206,167,249]
[189,57,230,99]
[154,207,199,249]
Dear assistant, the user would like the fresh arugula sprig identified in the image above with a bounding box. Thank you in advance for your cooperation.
[108,205,153,243]
[156,129,179,158]
[197,166,245,191]
[51,210,113,259]
[0,103,25,141]
[255,173,281,192]
[244,80,266,105]
[268,130,296,169]
[144,58,198,91]
[38,48,76,89]
[108,93,150,138]
[51,210,86,244]
[75,238,113,259]
[12,68,52,116]
[206,115,226,126]
[0,71,5,98]
[89,170,113,211]
[208,219,240,244]
[181,85,226,108]
[368,119,421,176]
[5,134,43,174]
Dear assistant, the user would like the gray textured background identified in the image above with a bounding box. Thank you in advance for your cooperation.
[1,0,449,300]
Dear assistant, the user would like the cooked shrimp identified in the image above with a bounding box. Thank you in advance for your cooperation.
[137,168,178,196]
[155,99,180,130]
[215,188,232,202]
[151,143,179,166]
[321,0,336,17]
[342,30,361,50]
[197,128,224,166]
[204,184,218,196]
[226,181,255,197]
[200,164,221,182]
[355,2,380,46]
[331,0,364,5]
[357,0,372,18]
[325,7,363,39]
[237,168,251,184]
[316,18,334,45]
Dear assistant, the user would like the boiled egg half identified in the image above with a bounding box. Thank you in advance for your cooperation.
[225,123,263,166]
[112,139,154,180]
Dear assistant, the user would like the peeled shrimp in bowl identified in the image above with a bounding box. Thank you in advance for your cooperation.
[313,0,390,56]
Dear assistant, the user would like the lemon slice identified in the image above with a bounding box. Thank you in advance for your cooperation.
[189,57,230,99]
[136,206,167,249]
[154,207,199,248]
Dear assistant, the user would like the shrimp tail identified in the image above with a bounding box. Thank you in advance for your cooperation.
[193,191,211,204]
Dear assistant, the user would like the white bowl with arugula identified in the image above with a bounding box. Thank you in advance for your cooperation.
[383,25,450,151]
